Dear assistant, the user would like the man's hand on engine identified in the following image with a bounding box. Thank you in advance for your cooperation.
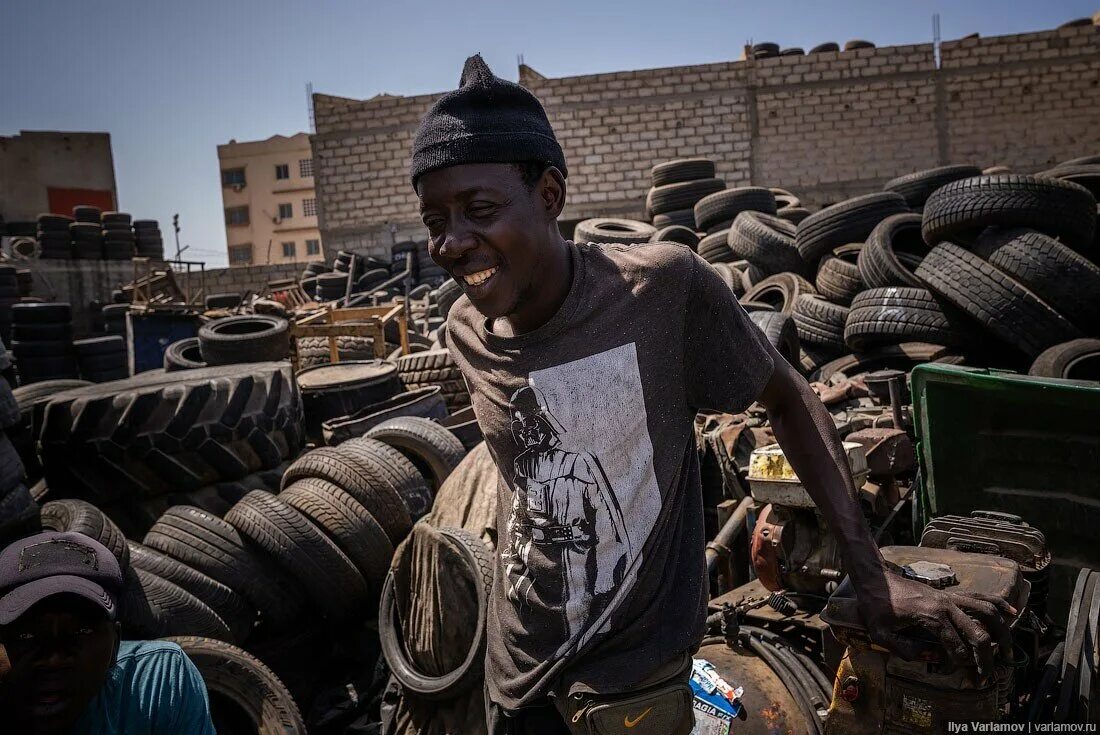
[859,568,1017,675]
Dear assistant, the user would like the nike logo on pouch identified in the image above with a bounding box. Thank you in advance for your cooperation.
[623,706,653,728]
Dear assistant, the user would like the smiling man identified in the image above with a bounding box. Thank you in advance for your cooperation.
[413,55,1012,735]
[0,531,215,734]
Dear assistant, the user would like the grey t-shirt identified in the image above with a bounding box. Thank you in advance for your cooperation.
[447,240,774,710]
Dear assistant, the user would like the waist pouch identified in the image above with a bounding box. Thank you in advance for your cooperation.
[574,681,693,735]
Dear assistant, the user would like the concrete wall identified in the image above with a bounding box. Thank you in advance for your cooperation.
[218,133,323,267]
[0,131,117,222]
[311,22,1100,258]
[200,262,304,295]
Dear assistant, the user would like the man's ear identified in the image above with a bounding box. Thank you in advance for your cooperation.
[538,167,567,221]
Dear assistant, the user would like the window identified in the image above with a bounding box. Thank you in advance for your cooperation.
[303,198,317,217]
[224,206,249,226]
[305,239,321,256]
[299,158,314,178]
[229,244,252,265]
[281,241,296,258]
[221,168,246,187]
[277,203,293,220]
[275,163,289,180]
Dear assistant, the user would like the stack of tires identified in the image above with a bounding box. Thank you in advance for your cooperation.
[74,336,129,382]
[70,205,105,260]
[316,271,350,302]
[36,213,73,259]
[101,303,129,338]
[16,269,32,298]
[101,212,135,260]
[646,158,725,231]
[11,303,78,384]
[699,188,780,267]
[300,260,329,298]
[33,498,306,733]
[0,266,20,344]
[133,219,164,260]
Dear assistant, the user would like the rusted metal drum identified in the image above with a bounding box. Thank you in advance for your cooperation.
[697,641,811,735]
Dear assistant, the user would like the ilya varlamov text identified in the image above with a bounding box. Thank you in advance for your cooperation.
[947,725,1097,733]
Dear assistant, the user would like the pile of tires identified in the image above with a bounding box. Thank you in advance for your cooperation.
[101,303,129,338]
[395,349,471,413]
[573,218,655,246]
[646,158,725,231]
[11,303,78,384]
[74,335,129,382]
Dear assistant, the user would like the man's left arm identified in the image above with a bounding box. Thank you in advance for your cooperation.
[757,348,1015,674]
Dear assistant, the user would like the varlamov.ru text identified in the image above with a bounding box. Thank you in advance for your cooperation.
[947,725,1097,733]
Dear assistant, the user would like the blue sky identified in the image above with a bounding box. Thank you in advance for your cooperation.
[1,1,1094,266]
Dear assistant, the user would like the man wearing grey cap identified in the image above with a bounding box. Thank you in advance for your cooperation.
[0,531,215,734]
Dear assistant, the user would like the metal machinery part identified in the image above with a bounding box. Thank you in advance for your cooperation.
[822,546,1030,735]
[696,640,810,735]
[747,442,867,595]
[751,503,844,595]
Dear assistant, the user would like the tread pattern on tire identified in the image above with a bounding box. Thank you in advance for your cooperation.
[362,416,467,494]
[225,490,370,620]
[844,287,969,351]
[914,242,1082,357]
[795,192,909,266]
[792,294,849,351]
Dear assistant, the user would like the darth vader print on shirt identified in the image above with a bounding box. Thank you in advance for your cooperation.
[501,343,662,654]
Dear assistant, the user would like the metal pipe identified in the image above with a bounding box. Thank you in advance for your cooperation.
[706,496,754,574]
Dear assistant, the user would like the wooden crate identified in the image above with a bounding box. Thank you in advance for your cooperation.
[290,304,408,370]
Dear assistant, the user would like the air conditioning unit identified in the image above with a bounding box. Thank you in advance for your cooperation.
[231,183,244,192]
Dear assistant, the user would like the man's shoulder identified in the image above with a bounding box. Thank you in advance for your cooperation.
[580,239,696,285]
[116,639,187,665]
[113,640,194,688]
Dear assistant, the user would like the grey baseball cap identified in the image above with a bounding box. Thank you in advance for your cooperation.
[0,531,123,624]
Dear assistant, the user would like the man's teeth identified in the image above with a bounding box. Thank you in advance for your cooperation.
[464,267,498,286]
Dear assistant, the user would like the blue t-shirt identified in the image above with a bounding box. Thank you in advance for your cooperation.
[71,640,216,735]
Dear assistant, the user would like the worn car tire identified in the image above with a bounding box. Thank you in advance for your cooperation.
[395,350,469,412]
[163,337,206,371]
[1029,339,1100,381]
[647,179,726,216]
[883,165,982,208]
[792,294,849,352]
[694,187,777,232]
[363,417,466,494]
[698,230,736,264]
[748,311,800,367]
[980,229,1100,334]
[379,527,493,701]
[728,211,805,276]
[279,478,394,597]
[168,636,306,735]
[741,273,816,314]
[651,158,716,187]
[573,218,656,246]
[915,243,1082,357]
[39,499,129,568]
[859,213,928,289]
[844,287,970,352]
[280,447,412,544]
[815,244,864,305]
[921,174,1097,250]
[143,505,304,629]
[121,567,232,640]
[796,192,909,266]
[128,540,255,642]
[199,316,290,365]
[225,490,370,620]
[336,438,434,521]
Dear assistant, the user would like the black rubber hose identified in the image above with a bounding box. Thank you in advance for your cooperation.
[742,625,833,700]
[745,635,823,735]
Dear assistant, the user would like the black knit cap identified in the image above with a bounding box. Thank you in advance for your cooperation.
[410,54,567,189]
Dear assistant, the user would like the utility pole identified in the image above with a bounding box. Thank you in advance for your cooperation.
[172,214,182,261]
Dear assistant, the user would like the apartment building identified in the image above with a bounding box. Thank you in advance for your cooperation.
[218,133,323,266]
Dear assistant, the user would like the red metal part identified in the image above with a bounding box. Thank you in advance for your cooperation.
[751,504,785,592]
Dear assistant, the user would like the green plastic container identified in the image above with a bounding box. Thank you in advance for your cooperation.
[910,363,1100,618]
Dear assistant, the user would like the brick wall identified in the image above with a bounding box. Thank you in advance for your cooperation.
[312,23,1100,256]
